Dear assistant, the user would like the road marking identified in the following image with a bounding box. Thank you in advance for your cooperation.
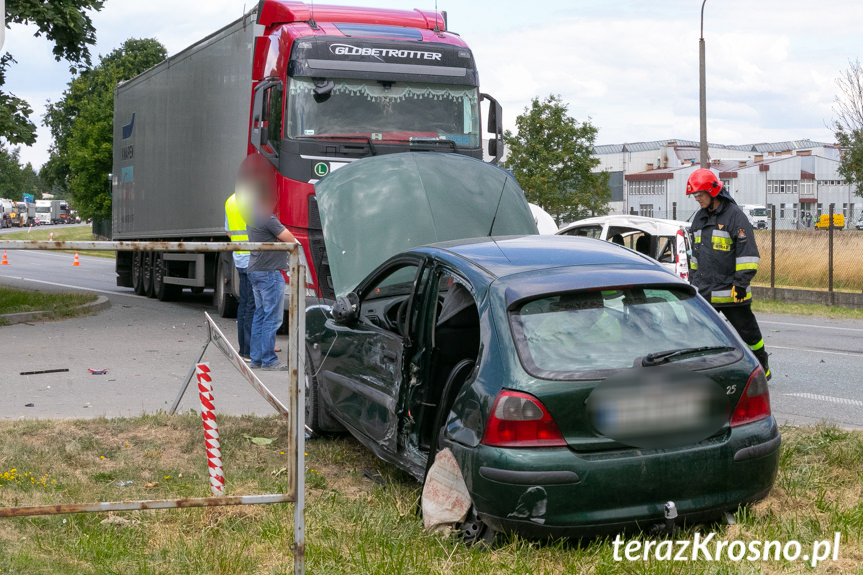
[0,275,139,299]
[761,320,863,333]
[769,345,863,358]
[785,393,863,408]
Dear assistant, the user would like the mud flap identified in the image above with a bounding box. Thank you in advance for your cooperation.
[421,448,471,532]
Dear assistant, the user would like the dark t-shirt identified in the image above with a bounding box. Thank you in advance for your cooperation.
[247,214,288,272]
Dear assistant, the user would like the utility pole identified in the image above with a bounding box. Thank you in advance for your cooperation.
[699,0,708,168]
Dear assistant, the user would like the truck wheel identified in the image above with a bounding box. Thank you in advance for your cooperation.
[132,252,145,295]
[153,252,181,301]
[214,256,238,318]
[143,252,155,298]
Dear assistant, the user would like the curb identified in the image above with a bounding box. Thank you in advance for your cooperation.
[0,295,111,326]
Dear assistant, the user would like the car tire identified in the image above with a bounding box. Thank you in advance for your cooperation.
[213,255,238,318]
[305,349,344,434]
[459,506,498,548]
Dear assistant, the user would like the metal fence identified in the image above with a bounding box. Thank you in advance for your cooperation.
[754,205,861,295]
[0,239,306,575]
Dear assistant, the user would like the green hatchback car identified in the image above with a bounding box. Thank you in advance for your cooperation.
[304,153,780,540]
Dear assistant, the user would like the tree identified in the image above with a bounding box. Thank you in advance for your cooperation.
[43,38,167,219]
[833,59,863,199]
[0,145,47,200]
[504,94,609,225]
[1,0,105,145]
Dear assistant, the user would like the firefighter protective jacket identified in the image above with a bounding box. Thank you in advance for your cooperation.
[690,193,760,308]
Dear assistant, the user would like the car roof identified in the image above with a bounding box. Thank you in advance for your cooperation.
[557,214,690,236]
[425,235,662,279]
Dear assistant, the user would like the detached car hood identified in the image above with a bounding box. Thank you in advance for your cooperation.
[315,153,538,296]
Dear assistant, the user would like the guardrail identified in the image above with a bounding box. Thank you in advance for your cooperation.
[0,239,306,575]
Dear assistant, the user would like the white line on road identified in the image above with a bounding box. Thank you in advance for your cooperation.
[769,345,863,358]
[0,275,139,299]
[785,393,863,408]
[760,320,863,333]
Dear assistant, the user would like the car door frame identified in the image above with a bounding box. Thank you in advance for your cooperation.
[318,254,429,457]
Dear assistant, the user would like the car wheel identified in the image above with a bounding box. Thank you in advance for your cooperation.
[305,349,344,434]
[213,255,238,318]
[132,252,145,295]
[459,506,498,548]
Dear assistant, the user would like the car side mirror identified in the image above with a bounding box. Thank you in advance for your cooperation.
[332,292,360,325]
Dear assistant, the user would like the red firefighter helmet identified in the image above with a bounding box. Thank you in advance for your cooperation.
[686,168,723,196]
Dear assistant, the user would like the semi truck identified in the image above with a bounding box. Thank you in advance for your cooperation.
[35,199,64,225]
[9,201,35,227]
[112,0,503,311]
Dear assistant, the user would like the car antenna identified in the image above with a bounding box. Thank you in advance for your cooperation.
[433,0,441,34]
[487,179,507,236]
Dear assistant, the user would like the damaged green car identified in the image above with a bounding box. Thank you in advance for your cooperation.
[304,153,779,540]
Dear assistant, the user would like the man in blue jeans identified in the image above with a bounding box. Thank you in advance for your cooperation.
[225,190,254,361]
[247,184,296,371]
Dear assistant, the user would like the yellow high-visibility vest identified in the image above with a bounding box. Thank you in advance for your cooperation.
[225,193,250,255]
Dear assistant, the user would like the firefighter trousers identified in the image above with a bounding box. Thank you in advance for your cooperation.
[717,304,770,377]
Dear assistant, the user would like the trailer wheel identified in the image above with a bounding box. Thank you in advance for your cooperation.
[132,252,145,295]
[214,256,238,318]
[143,252,156,298]
[153,252,181,301]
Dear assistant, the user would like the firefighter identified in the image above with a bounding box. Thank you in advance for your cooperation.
[687,168,771,379]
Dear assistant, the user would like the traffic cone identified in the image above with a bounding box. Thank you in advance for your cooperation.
[1,250,8,265]
[72,251,80,266]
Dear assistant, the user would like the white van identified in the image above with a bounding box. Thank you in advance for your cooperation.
[738,204,769,229]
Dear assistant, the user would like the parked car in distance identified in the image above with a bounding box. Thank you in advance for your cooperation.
[557,215,691,280]
[856,213,863,230]
[304,154,779,541]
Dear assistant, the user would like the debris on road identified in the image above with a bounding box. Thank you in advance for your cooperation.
[24,403,34,408]
[88,368,108,375]
[19,368,69,376]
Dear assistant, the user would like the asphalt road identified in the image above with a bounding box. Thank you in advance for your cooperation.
[1,247,862,428]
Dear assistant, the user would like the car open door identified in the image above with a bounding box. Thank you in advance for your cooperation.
[318,258,427,453]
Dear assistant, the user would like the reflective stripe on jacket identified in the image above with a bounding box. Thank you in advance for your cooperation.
[225,193,250,255]
[690,196,760,307]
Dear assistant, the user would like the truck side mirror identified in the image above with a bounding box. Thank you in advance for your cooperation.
[251,78,282,167]
[332,292,360,325]
[480,93,504,165]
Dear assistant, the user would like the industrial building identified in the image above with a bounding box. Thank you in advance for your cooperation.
[593,139,859,227]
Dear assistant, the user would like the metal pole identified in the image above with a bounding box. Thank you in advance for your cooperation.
[289,251,306,575]
[828,203,835,305]
[170,335,210,415]
[770,205,776,289]
[699,0,708,168]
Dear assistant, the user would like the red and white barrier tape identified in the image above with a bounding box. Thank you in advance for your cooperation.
[196,363,225,496]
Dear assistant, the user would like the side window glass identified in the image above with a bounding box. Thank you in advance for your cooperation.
[564,225,602,238]
[265,85,284,154]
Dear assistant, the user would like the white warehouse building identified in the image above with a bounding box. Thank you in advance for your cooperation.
[593,139,858,227]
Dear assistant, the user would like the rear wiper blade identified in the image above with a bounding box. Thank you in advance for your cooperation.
[641,346,735,366]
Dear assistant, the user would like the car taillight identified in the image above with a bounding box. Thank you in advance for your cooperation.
[482,390,567,447]
[730,367,771,427]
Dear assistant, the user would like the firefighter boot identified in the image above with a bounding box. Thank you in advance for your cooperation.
[753,347,771,381]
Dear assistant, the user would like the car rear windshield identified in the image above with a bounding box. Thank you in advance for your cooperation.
[510,287,735,377]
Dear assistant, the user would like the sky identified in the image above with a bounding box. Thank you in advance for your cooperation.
[2,0,862,169]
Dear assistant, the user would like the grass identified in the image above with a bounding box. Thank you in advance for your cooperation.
[752,299,863,320]
[753,230,863,292]
[0,286,97,324]
[0,415,861,574]
[2,225,115,258]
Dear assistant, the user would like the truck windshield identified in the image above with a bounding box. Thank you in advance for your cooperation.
[36,207,51,213]
[751,208,768,217]
[287,78,480,148]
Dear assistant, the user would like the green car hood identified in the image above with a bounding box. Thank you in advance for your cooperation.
[314,153,539,297]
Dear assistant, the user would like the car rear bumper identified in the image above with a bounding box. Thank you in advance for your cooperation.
[451,416,780,537]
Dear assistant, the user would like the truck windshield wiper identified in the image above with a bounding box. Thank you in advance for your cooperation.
[641,346,736,367]
[298,135,376,155]
[381,137,457,151]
